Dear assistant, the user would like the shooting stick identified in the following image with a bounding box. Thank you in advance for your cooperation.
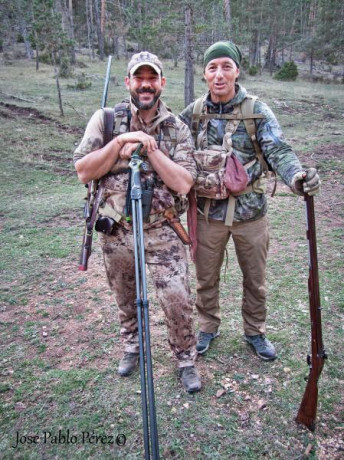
[129,145,160,459]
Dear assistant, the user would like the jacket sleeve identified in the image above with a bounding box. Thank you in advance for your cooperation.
[254,100,303,187]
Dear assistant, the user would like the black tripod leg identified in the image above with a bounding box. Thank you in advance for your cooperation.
[136,200,160,459]
[132,198,150,459]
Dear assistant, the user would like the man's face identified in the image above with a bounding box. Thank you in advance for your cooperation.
[125,65,166,110]
[203,57,240,103]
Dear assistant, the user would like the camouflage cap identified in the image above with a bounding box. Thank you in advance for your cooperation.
[127,51,163,76]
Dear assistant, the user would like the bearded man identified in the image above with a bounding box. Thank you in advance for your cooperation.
[74,52,201,393]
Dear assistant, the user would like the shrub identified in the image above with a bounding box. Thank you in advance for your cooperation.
[67,73,92,90]
[248,66,258,76]
[274,61,298,81]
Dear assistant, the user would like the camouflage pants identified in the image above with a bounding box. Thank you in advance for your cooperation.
[99,222,197,368]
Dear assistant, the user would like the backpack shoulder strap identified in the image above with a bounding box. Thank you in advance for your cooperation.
[240,95,270,174]
[113,99,131,136]
[102,108,115,145]
[191,95,207,146]
[161,115,177,143]
[240,95,277,195]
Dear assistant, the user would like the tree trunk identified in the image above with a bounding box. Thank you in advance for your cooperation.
[249,29,259,67]
[310,47,314,80]
[114,36,119,59]
[68,0,76,64]
[101,0,106,47]
[86,0,92,58]
[52,52,64,117]
[223,0,231,36]
[184,5,194,106]
[94,0,104,60]
[20,20,34,59]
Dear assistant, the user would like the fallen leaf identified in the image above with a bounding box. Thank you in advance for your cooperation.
[216,389,226,398]
[258,399,267,410]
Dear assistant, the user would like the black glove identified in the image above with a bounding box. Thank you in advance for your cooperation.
[291,168,321,196]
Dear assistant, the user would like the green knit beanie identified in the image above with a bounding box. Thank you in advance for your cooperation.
[203,41,242,68]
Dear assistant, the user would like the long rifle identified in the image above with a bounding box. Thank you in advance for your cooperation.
[295,194,327,431]
[79,56,113,271]
[129,145,160,460]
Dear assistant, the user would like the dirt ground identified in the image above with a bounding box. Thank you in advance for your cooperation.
[1,103,343,459]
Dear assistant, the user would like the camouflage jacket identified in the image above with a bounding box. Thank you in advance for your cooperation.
[74,100,197,227]
[179,84,303,222]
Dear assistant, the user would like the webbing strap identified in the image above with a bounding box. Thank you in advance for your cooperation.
[103,108,115,144]
[191,96,206,147]
[240,97,277,196]
[203,175,267,227]
[193,113,264,121]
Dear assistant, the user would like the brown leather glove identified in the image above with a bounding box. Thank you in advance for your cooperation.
[291,168,321,196]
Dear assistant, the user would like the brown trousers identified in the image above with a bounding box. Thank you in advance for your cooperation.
[99,223,197,368]
[195,214,269,336]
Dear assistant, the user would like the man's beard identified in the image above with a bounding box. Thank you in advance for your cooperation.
[131,88,161,110]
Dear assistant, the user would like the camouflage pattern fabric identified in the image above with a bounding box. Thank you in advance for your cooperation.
[74,99,198,367]
[192,146,230,199]
[179,84,303,222]
[74,100,197,225]
[99,223,197,367]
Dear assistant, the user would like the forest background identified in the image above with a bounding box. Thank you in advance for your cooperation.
[1,0,344,107]
[0,1,343,459]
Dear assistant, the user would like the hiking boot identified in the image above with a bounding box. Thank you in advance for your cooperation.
[245,334,277,361]
[179,366,201,393]
[196,330,220,354]
[118,352,139,376]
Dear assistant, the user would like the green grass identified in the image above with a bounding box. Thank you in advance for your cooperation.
[0,53,343,459]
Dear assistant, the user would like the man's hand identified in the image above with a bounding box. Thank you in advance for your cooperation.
[119,142,142,160]
[291,168,321,196]
[118,131,157,154]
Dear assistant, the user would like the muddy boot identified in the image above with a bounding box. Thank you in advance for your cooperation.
[118,352,139,376]
[179,366,202,393]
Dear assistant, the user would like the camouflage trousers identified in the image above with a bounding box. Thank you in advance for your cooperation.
[99,222,197,368]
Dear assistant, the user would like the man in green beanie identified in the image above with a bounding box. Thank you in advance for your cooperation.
[180,41,320,360]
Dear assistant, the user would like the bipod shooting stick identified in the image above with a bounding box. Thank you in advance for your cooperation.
[295,194,327,431]
[129,145,160,459]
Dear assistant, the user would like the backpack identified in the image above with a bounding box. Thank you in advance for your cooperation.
[189,94,276,226]
[101,101,188,218]
[191,94,276,200]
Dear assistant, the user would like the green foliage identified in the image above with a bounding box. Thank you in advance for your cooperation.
[248,65,258,76]
[67,73,92,90]
[59,56,73,78]
[274,61,298,81]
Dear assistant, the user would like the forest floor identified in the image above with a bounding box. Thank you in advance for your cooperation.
[0,56,343,459]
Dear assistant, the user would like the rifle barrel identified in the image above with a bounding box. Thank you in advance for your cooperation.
[101,55,112,108]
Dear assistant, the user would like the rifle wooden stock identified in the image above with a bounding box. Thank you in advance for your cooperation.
[295,194,327,431]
